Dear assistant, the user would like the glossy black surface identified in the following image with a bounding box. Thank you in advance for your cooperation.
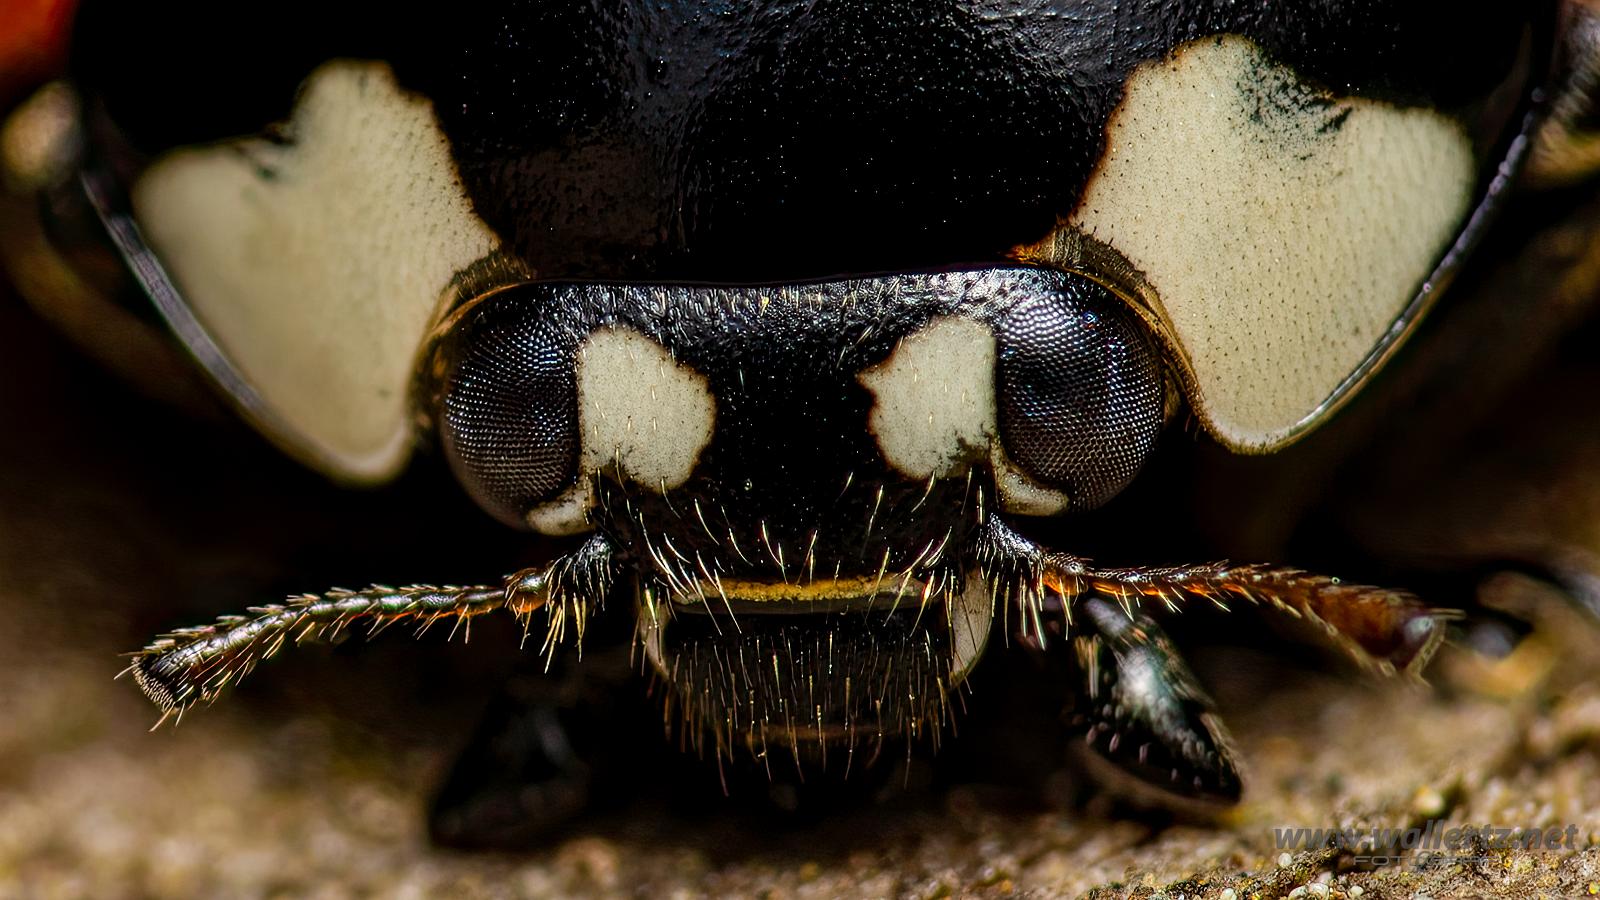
[73,1,1551,282]
[428,268,1158,580]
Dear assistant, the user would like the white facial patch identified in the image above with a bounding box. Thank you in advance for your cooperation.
[576,325,716,489]
[528,326,715,534]
[1068,35,1475,451]
[132,61,500,482]
[858,316,1074,514]
[859,316,997,481]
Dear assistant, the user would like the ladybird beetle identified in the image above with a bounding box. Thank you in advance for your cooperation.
[2,0,1593,836]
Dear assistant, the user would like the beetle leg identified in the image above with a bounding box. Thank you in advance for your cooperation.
[126,535,615,724]
[429,642,652,848]
[1071,594,1242,804]
[431,683,596,848]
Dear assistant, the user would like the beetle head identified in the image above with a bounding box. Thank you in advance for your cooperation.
[422,267,1166,758]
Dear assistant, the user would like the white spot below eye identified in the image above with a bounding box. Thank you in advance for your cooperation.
[858,316,997,481]
[990,453,1071,518]
[526,485,595,536]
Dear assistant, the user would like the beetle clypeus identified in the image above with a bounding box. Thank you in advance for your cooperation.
[3,0,1596,839]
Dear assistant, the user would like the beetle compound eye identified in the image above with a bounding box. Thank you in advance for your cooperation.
[992,279,1163,514]
[437,302,580,531]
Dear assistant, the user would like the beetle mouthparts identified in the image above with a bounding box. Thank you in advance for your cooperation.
[635,572,992,761]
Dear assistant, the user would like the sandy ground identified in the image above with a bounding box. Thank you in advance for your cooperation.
[4,287,1600,899]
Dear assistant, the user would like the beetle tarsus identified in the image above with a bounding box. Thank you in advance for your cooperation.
[1071,594,1242,804]
[428,643,648,848]
[969,517,1457,806]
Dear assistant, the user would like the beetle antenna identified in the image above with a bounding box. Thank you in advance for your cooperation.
[124,537,616,723]
[974,517,1454,677]
[1039,559,1454,678]
[123,578,544,723]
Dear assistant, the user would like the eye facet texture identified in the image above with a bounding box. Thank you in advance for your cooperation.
[992,282,1163,512]
[438,307,579,528]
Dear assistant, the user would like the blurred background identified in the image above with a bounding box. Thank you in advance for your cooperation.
[7,2,1600,896]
